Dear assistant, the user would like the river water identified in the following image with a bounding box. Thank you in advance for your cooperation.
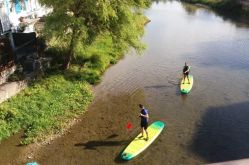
[1,1,249,165]
[92,1,249,164]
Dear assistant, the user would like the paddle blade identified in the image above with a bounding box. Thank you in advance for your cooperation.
[126,122,133,130]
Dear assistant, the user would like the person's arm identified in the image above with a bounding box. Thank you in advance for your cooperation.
[140,114,149,118]
[184,66,190,73]
[140,111,149,118]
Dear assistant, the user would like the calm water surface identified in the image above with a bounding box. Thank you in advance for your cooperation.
[95,1,249,164]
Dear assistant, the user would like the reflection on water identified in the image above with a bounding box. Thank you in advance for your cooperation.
[181,2,200,15]
[191,102,249,163]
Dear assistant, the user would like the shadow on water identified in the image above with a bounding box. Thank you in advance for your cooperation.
[180,93,188,103]
[107,134,119,139]
[144,85,171,89]
[191,102,249,163]
[74,140,128,150]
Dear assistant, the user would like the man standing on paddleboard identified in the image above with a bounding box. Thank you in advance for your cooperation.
[139,104,149,141]
[183,62,190,84]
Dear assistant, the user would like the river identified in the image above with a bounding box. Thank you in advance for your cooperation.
[1,1,249,165]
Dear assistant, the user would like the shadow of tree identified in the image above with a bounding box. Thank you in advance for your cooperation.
[191,102,249,163]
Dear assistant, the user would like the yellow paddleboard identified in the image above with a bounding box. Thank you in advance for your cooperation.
[121,121,165,160]
[180,75,193,94]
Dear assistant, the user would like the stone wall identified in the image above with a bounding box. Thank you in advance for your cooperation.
[0,80,27,104]
[0,64,27,104]
[0,64,16,85]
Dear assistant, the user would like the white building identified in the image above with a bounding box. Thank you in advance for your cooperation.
[0,0,49,34]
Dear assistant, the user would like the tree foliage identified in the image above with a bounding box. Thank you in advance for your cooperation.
[40,0,151,69]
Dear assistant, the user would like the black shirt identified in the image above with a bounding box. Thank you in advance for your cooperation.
[140,109,148,123]
[183,66,189,73]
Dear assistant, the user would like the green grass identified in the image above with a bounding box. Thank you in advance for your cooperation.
[0,75,93,144]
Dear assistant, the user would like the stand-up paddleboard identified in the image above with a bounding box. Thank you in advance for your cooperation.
[121,121,165,160]
[180,74,193,94]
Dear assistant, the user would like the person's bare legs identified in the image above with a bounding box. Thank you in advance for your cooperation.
[145,129,148,141]
[187,75,190,84]
[139,127,144,138]
[183,75,186,84]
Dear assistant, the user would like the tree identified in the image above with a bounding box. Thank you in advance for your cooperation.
[40,0,151,69]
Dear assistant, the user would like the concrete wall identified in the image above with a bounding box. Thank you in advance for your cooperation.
[0,64,27,104]
[0,64,16,85]
[0,80,27,104]
[1,0,51,34]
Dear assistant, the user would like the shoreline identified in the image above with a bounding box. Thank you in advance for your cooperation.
[181,0,249,25]
[181,0,249,16]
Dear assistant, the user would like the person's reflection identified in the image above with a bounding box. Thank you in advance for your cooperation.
[181,93,188,103]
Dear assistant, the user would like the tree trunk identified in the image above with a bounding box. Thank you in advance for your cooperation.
[62,29,76,70]
[63,53,72,70]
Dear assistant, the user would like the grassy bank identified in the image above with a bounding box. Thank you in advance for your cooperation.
[0,75,93,144]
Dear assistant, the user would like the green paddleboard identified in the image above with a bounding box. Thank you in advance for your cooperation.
[121,121,165,160]
[180,74,193,94]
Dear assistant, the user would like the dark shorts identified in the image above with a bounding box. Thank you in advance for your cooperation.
[141,121,148,129]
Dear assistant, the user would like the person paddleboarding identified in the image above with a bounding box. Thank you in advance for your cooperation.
[182,62,190,84]
[139,104,149,141]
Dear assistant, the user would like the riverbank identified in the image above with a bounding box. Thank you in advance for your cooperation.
[0,74,93,144]
[181,0,249,17]
[0,12,148,147]
[0,41,126,145]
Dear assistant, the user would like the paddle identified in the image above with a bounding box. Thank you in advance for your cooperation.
[126,122,133,130]
[125,122,133,139]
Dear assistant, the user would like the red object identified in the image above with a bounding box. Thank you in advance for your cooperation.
[126,122,132,129]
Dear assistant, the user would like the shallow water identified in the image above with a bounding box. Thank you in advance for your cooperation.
[1,1,249,165]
